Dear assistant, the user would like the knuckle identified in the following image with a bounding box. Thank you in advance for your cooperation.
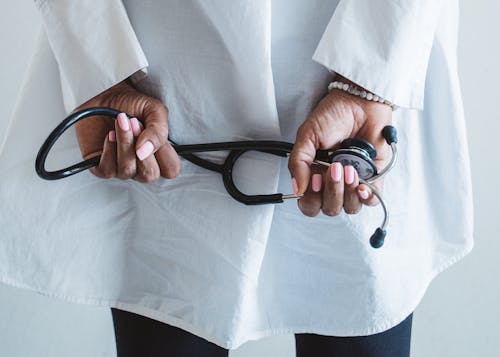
[136,168,160,183]
[162,165,181,179]
[89,168,105,178]
[344,206,362,215]
[119,134,134,145]
[101,169,115,179]
[322,207,342,217]
[366,199,380,207]
[118,164,136,179]
[145,124,167,147]
[296,123,309,138]
[154,130,167,146]
[160,103,169,116]
[150,99,168,114]
[298,202,320,217]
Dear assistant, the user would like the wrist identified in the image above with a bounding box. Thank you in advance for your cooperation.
[329,82,396,111]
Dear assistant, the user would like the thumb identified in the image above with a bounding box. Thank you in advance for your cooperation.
[288,125,320,195]
[135,104,169,161]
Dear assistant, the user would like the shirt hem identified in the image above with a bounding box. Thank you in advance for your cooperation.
[0,241,473,350]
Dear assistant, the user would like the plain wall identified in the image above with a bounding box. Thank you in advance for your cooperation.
[1,1,498,356]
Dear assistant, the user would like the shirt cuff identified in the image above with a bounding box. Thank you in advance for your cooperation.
[312,0,444,110]
[35,0,149,112]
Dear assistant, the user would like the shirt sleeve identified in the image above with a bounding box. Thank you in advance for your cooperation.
[34,0,148,112]
[312,0,445,110]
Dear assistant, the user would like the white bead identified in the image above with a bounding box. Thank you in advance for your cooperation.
[326,81,395,110]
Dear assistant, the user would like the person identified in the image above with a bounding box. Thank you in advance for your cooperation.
[0,1,473,356]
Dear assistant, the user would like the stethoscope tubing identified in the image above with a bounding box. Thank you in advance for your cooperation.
[35,106,397,248]
[36,107,303,179]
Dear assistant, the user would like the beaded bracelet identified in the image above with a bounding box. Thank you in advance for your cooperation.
[328,81,397,110]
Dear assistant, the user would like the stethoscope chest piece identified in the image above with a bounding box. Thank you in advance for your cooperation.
[330,138,378,180]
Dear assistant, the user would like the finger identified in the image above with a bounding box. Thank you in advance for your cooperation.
[132,119,161,183]
[130,117,143,137]
[343,165,362,215]
[288,125,318,195]
[297,165,324,217]
[155,143,182,179]
[98,130,118,178]
[357,179,384,206]
[135,103,169,160]
[75,114,115,160]
[115,112,137,179]
[321,162,344,216]
[88,131,117,179]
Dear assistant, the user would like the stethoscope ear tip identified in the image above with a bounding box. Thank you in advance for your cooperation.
[370,228,387,249]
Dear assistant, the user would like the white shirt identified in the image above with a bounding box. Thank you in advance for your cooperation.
[0,0,473,349]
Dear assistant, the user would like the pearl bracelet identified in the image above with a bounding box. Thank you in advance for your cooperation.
[328,81,397,110]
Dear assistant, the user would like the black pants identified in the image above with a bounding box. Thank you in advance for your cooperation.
[111,308,413,357]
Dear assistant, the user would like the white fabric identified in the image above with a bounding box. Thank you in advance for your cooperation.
[0,0,473,349]
[34,0,148,111]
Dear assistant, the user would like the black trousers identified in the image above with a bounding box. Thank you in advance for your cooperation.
[111,308,413,357]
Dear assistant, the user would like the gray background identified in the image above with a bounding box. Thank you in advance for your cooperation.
[1,1,498,356]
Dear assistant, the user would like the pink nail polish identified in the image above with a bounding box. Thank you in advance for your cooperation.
[117,113,130,131]
[359,188,369,200]
[291,178,299,195]
[108,130,116,142]
[136,141,154,160]
[331,162,342,182]
[130,117,141,137]
[344,166,355,185]
[312,174,322,192]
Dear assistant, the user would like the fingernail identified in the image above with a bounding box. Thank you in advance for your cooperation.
[108,130,116,142]
[344,166,355,185]
[136,141,154,160]
[130,117,141,137]
[358,187,369,200]
[291,177,299,195]
[117,113,130,131]
[331,162,342,182]
[312,174,322,192]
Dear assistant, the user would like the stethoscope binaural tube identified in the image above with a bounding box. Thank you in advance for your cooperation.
[363,128,398,248]
[310,126,398,248]
[35,106,398,249]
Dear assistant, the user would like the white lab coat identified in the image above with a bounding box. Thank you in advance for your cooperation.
[0,0,473,349]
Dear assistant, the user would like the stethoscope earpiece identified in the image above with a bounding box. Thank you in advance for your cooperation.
[370,228,387,249]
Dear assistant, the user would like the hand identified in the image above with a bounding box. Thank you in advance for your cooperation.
[288,80,392,217]
[74,80,181,182]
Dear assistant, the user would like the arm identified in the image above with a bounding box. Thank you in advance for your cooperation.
[289,0,445,217]
[35,1,180,181]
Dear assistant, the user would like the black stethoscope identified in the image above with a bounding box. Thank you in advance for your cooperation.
[36,106,398,248]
